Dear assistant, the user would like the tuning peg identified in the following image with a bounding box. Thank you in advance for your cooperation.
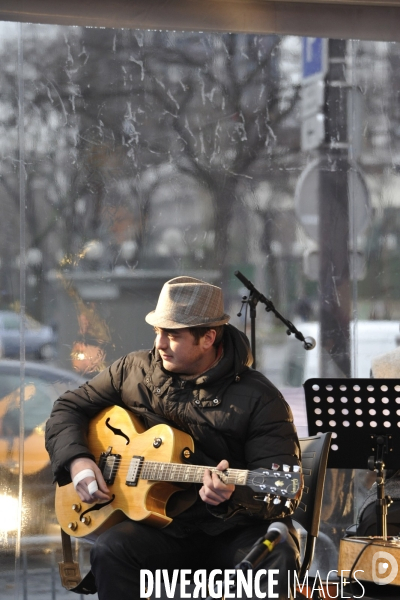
[263,494,272,504]
[273,498,281,504]
[282,464,290,472]
[293,465,301,473]
[272,463,280,471]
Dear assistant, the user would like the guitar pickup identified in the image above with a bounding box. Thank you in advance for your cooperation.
[98,451,121,485]
[126,456,144,487]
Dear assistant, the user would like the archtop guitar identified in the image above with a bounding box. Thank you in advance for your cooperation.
[55,405,303,540]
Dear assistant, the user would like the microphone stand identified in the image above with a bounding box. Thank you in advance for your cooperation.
[367,435,392,540]
[237,282,259,369]
[203,545,260,600]
[204,527,283,600]
[235,270,313,369]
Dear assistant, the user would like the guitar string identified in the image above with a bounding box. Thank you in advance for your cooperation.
[99,455,294,475]
[99,457,256,480]
[96,456,300,487]
[99,457,296,478]
[99,458,248,483]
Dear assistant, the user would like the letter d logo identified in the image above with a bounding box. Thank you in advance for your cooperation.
[372,551,398,585]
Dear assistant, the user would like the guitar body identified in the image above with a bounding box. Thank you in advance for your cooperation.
[55,405,194,540]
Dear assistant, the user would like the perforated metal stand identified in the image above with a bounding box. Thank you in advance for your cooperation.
[303,378,400,539]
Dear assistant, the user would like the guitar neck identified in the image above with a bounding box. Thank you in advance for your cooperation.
[139,461,248,486]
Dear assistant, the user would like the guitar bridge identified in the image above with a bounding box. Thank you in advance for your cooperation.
[98,448,121,485]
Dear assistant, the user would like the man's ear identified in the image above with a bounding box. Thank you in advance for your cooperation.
[202,328,217,350]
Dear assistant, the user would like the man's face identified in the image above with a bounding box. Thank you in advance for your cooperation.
[154,327,215,375]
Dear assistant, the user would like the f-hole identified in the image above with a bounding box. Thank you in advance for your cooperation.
[81,495,115,519]
[105,418,130,445]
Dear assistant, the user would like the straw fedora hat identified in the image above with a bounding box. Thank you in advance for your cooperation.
[145,276,230,329]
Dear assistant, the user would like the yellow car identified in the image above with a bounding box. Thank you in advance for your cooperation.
[0,360,85,537]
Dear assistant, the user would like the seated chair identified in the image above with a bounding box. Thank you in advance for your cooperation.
[293,432,332,598]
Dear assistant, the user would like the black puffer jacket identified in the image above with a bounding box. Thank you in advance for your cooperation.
[45,324,301,535]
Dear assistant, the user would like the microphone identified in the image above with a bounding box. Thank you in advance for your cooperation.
[303,336,316,351]
[237,522,289,570]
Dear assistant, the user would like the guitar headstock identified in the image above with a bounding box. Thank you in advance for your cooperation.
[247,465,303,512]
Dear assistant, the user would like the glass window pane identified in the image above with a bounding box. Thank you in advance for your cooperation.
[1,18,400,595]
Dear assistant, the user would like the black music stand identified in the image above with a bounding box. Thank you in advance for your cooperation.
[303,378,400,539]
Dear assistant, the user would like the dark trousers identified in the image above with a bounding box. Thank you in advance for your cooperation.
[90,520,300,600]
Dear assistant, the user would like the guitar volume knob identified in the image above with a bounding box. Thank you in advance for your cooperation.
[80,515,91,525]
[68,522,78,531]
[153,438,162,448]
[72,503,81,513]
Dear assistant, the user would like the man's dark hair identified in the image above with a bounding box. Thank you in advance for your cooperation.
[188,325,225,347]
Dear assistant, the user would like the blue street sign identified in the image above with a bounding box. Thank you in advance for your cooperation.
[302,38,327,82]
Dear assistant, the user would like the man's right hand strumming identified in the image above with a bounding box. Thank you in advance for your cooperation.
[69,457,111,503]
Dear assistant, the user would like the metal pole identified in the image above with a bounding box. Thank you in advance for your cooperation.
[319,39,351,378]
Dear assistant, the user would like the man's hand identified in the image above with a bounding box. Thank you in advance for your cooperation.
[199,459,235,505]
[69,457,111,504]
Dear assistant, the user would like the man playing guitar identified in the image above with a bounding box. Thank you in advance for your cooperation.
[46,276,302,599]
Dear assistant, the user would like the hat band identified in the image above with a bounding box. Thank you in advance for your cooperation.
[155,312,226,324]
[146,309,230,328]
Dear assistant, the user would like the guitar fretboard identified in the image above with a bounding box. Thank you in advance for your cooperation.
[139,461,249,485]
